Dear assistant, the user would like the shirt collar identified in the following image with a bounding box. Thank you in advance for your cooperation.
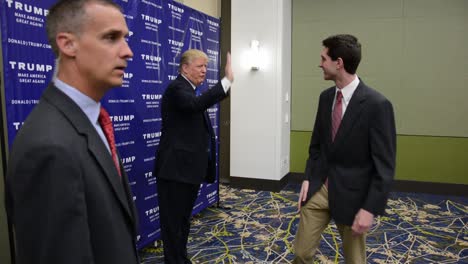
[53,78,101,125]
[336,75,359,104]
[181,74,197,90]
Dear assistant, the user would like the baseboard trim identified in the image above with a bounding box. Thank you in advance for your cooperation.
[288,172,305,183]
[230,173,468,196]
[230,174,289,192]
[391,179,468,196]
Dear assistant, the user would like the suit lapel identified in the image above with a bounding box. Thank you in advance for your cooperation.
[87,133,134,219]
[178,74,214,132]
[323,88,335,147]
[43,85,135,223]
[331,82,367,151]
[178,74,195,94]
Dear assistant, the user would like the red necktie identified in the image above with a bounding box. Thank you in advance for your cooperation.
[98,107,121,177]
[326,91,342,188]
[331,90,343,142]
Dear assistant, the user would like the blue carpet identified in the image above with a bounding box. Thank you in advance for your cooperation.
[140,183,468,263]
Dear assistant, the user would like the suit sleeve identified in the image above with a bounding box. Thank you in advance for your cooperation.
[304,93,325,182]
[170,81,227,113]
[9,144,95,264]
[363,98,396,215]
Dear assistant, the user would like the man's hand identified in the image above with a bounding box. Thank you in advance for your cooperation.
[351,209,374,236]
[297,180,309,212]
[224,52,234,82]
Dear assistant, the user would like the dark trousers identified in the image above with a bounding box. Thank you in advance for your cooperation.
[157,178,200,264]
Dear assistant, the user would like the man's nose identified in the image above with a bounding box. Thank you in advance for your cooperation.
[121,40,133,59]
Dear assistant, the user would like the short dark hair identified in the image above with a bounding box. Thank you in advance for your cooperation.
[322,34,361,74]
[46,0,122,57]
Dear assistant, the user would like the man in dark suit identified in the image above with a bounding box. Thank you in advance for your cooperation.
[293,34,396,263]
[154,49,233,263]
[5,1,139,263]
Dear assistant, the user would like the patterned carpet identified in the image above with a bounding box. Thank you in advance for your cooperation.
[139,183,468,263]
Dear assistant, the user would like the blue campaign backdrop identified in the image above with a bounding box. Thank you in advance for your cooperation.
[0,0,221,249]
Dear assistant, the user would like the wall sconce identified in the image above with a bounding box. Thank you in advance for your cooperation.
[250,40,260,71]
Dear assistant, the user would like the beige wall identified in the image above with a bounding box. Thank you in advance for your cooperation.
[292,0,468,137]
[175,0,221,17]
[290,0,468,184]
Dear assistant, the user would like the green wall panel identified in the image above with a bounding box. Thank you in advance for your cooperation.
[291,131,468,185]
[290,131,311,174]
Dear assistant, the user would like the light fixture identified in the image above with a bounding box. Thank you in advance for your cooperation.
[250,40,260,71]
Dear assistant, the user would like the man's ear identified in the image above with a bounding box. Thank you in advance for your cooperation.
[336,57,344,70]
[181,63,187,74]
[56,32,77,57]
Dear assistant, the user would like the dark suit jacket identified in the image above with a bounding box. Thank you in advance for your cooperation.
[6,84,139,264]
[154,75,227,184]
[304,80,396,226]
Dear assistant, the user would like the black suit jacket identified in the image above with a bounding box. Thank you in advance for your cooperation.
[304,80,396,226]
[6,84,139,264]
[154,75,227,184]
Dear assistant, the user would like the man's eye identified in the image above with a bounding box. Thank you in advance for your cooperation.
[104,34,118,41]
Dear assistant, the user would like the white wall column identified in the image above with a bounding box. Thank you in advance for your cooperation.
[230,0,291,181]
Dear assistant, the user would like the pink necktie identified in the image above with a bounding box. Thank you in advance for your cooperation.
[331,90,343,142]
[98,107,121,177]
